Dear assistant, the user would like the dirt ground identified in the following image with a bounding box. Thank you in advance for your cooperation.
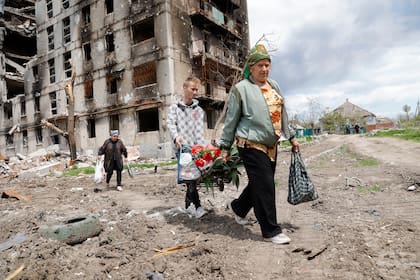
[1,134,419,280]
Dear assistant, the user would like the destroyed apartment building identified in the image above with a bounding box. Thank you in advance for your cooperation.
[0,0,249,159]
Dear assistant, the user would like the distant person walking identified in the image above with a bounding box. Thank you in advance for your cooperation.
[345,122,351,134]
[98,130,128,191]
[354,123,360,134]
[167,77,208,219]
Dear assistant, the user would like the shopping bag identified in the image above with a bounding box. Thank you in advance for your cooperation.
[287,151,318,205]
[177,145,201,184]
[94,160,105,184]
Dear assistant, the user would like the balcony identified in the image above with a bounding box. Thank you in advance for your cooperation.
[191,40,241,69]
[131,38,158,63]
[133,83,159,103]
[189,2,242,40]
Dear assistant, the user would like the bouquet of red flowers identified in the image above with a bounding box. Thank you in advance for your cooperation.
[178,144,242,192]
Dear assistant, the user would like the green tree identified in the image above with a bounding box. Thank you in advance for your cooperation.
[320,111,346,134]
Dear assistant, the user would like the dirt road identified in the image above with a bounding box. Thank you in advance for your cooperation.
[1,134,419,279]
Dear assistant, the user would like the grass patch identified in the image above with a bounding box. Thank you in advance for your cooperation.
[62,160,178,177]
[354,158,380,167]
[280,136,313,148]
[374,128,420,142]
[62,165,95,176]
[357,185,383,194]
[126,160,177,169]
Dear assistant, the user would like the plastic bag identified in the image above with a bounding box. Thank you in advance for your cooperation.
[94,160,105,184]
[177,145,201,183]
[287,151,318,205]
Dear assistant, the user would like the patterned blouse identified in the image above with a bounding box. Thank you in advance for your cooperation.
[236,84,284,161]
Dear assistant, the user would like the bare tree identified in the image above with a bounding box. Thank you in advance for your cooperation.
[402,104,411,121]
[41,64,77,161]
[305,97,324,135]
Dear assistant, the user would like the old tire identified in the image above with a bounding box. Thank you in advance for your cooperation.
[39,214,102,245]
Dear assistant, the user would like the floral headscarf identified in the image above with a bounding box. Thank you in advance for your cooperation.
[243,44,271,78]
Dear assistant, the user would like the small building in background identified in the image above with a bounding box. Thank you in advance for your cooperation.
[333,99,376,132]
[375,117,395,130]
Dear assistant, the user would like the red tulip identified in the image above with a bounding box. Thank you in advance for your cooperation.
[203,152,213,162]
[195,158,206,167]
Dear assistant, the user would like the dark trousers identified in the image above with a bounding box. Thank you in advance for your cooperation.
[106,159,122,186]
[231,147,282,238]
[185,181,201,209]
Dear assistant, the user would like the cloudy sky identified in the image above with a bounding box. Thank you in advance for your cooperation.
[246,0,420,120]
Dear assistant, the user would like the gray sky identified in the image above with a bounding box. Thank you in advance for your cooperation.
[247,0,420,120]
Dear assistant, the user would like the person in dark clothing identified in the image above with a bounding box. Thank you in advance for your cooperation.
[98,130,128,191]
[345,122,351,134]
[354,123,360,134]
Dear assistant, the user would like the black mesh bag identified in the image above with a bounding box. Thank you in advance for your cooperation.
[287,151,318,205]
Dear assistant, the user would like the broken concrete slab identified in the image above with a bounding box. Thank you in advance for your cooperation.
[19,161,65,178]
[0,232,26,252]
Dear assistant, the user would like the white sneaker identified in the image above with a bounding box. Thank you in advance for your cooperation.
[264,233,291,244]
[185,205,196,216]
[227,201,249,225]
[116,186,123,191]
[195,207,208,219]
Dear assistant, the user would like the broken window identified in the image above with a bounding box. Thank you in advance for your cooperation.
[105,33,114,52]
[63,51,72,78]
[6,134,14,147]
[4,101,12,119]
[22,130,28,147]
[63,17,71,44]
[87,118,96,138]
[48,58,55,83]
[47,25,54,50]
[204,33,210,52]
[133,62,156,87]
[136,108,159,132]
[20,97,26,116]
[107,74,118,94]
[205,82,212,97]
[206,110,216,129]
[82,5,90,25]
[36,127,43,144]
[105,0,114,14]
[34,94,41,113]
[83,43,91,60]
[132,17,154,44]
[50,91,57,115]
[46,0,53,18]
[62,0,69,9]
[109,114,119,132]
[50,134,59,144]
[33,65,39,79]
[84,79,93,99]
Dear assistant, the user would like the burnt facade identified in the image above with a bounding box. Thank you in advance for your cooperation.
[0,0,37,157]
[0,0,249,159]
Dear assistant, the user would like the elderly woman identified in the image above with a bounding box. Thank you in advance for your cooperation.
[219,44,299,244]
[98,130,128,191]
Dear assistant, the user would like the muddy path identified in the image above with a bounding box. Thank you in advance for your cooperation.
[0,134,419,279]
